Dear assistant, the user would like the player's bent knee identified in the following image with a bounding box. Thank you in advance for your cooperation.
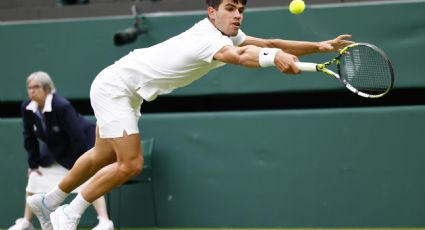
[135,155,144,175]
[119,156,144,178]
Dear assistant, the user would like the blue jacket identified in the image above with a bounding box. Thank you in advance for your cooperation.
[21,94,95,170]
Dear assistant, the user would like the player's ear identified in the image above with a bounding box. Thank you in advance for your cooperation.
[207,6,216,21]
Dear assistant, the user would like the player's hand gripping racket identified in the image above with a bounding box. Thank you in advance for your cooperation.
[295,43,394,98]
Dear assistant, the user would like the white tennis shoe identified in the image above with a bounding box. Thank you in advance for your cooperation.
[26,194,53,230]
[50,205,80,230]
[92,216,114,230]
[8,218,35,230]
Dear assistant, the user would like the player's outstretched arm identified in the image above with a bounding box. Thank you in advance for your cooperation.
[213,45,301,74]
[241,34,354,56]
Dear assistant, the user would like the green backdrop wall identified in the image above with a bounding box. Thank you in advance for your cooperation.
[1,105,425,227]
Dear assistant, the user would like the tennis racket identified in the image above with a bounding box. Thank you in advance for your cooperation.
[295,43,394,98]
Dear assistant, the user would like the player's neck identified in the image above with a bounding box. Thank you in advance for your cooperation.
[207,17,230,37]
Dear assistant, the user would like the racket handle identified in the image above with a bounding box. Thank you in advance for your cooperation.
[295,62,318,72]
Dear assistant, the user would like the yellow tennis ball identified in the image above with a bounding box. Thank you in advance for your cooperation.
[289,0,305,15]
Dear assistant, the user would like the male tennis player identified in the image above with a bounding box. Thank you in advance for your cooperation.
[27,0,354,229]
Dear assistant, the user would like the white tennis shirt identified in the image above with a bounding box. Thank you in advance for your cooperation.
[112,18,247,101]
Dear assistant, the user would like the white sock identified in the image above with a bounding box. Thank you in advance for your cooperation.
[44,185,69,210]
[64,193,91,218]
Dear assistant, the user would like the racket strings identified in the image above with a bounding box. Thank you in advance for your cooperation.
[339,45,393,95]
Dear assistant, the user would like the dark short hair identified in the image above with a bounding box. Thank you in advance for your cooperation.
[206,0,247,9]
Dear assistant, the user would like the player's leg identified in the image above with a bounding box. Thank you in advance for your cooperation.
[58,127,117,194]
[73,65,143,201]
[82,132,143,201]
[57,133,116,230]
[50,132,143,230]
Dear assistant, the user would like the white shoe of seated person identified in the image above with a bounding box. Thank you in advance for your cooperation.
[8,218,35,230]
[92,216,114,230]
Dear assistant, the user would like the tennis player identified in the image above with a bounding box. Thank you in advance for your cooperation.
[27,0,354,229]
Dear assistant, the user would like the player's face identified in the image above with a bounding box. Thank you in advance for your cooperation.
[208,0,245,36]
[27,79,47,106]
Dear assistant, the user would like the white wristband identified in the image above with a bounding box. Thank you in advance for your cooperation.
[258,48,280,67]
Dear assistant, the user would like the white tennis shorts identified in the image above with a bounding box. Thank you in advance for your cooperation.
[90,65,143,138]
[26,163,86,194]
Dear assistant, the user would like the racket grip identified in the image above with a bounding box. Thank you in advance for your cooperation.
[295,62,318,72]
